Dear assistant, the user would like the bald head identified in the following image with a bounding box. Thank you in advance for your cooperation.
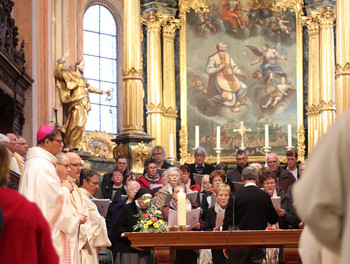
[6,133,18,153]
[66,152,82,179]
[266,153,280,172]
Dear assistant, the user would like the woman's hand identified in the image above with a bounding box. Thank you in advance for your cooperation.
[277,209,286,217]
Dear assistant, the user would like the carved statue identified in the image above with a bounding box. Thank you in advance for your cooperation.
[54,50,110,150]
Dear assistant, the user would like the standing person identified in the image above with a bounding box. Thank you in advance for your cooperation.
[283,150,299,181]
[54,50,110,149]
[138,158,162,189]
[56,152,71,181]
[13,136,28,173]
[6,133,21,175]
[155,167,181,210]
[293,110,350,264]
[65,151,89,264]
[19,125,74,263]
[266,153,295,193]
[205,42,248,112]
[80,169,111,264]
[152,145,171,169]
[187,147,215,177]
[101,155,129,191]
[227,150,249,183]
[179,165,201,193]
[223,167,278,264]
[0,144,59,264]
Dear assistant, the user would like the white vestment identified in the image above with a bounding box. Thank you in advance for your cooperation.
[19,147,72,263]
[80,188,111,264]
[8,149,21,175]
[293,108,350,264]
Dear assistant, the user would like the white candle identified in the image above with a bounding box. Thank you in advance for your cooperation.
[216,126,221,149]
[288,124,292,147]
[195,126,199,148]
[177,188,186,226]
[169,133,174,157]
[265,124,269,147]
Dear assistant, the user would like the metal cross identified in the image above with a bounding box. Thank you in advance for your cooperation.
[233,121,252,151]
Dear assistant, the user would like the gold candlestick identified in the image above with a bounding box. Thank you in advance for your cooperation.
[214,147,223,164]
[168,154,175,165]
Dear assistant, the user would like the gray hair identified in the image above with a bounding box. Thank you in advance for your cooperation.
[203,175,210,182]
[162,167,181,182]
[0,134,10,144]
[152,145,166,157]
[56,152,67,164]
[193,146,207,157]
[126,181,140,191]
[266,153,279,163]
[172,182,186,193]
[242,166,258,181]
[249,163,262,170]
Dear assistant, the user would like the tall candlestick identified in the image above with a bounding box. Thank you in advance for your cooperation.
[195,126,199,148]
[287,124,292,147]
[265,124,269,148]
[216,126,221,149]
[169,133,174,157]
[177,189,186,226]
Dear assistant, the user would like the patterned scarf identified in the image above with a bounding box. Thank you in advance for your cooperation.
[144,172,160,184]
[214,201,226,214]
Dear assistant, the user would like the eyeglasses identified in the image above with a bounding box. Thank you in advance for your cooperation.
[203,181,211,185]
[263,182,276,186]
[71,163,84,168]
[52,138,63,144]
[57,163,70,169]
[213,179,223,183]
[148,166,157,170]
[267,160,278,164]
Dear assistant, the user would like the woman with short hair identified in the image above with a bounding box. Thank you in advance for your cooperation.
[155,167,181,209]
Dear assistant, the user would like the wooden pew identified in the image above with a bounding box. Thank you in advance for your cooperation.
[125,230,301,264]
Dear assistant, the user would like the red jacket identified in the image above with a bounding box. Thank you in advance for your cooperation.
[138,175,162,189]
[0,188,59,264]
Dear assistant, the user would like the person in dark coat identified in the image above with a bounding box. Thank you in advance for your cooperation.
[101,155,129,192]
[115,188,153,264]
[187,147,215,178]
[226,150,249,183]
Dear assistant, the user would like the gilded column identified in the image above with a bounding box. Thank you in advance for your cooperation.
[122,0,144,134]
[318,7,336,135]
[303,13,320,153]
[143,12,164,147]
[335,0,350,114]
[162,17,180,158]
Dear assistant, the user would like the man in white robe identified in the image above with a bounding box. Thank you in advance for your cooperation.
[66,152,90,264]
[19,126,74,263]
[293,109,350,264]
[80,169,111,264]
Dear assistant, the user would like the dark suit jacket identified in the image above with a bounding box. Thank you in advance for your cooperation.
[223,185,278,230]
[282,164,300,180]
[187,162,215,179]
[276,167,296,194]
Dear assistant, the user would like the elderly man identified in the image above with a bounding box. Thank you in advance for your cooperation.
[187,147,215,177]
[152,145,171,169]
[266,153,295,194]
[80,169,111,263]
[56,152,71,181]
[283,149,299,181]
[227,150,249,183]
[13,136,28,174]
[19,126,74,262]
[6,133,21,175]
[223,167,278,263]
[101,154,129,192]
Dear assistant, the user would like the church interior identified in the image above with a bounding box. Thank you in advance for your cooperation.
[0,0,349,263]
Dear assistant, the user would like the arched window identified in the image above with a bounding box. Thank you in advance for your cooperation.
[83,5,117,135]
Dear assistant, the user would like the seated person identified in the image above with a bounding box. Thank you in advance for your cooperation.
[179,165,201,192]
[155,167,181,209]
[204,184,231,264]
[115,188,154,264]
[138,158,162,189]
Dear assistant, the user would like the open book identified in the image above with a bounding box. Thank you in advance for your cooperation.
[150,184,163,195]
[164,191,199,205]
[271,196,281,211]
[193,173,209,189]
[168,207,201,230]
[92,198,111,217]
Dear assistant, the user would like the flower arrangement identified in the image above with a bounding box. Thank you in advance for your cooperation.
[133,200,168,232]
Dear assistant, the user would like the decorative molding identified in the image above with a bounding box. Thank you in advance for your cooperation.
[335,63,350,77]
[179,125,193,164]
[318,7,336,27]
[80,131,117,159]
[272,0,304,15]
[162,17,181,38]
[163,106,178,116]
[297,127,306,162]
[122,67,143,78]
[134,141,151,166]
[146,103,166,114]
[305,104,320,115]
[318,100,336,112]
[302,15,320,34]
[142,11,164,32]
[178,0,209,16]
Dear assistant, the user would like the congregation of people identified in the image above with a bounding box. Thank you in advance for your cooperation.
[0,125,329,264]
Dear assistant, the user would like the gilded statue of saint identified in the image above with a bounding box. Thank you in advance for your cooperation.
[54,50,110,149]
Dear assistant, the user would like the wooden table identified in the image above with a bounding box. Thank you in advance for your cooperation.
[125,230,302,264]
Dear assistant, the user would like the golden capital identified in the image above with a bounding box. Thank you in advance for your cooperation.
[318,7,336,27]
[122,67,143,80]
[318,100,336,111]
[146,103,166,114]
[179,0,209,17]
[142,11,164,32]
[335,63,350,77]
[305,104,320,115]
[302,15,319,34]
[162,17,181,37]
[272,0,304,15]
[164,106,178,116]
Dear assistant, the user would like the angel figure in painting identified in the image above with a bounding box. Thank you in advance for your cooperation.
[196,12,217,36]
[205,42,248,112]
[247,43,287,93]
[192,75,206,94]
[54,50,110,150]
[221,0,245,32]
[276,15,293,38]
[261,76,295,108]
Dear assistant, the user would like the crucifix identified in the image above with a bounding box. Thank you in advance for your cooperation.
[233,121,252,151]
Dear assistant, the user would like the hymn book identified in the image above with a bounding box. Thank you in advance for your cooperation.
[168,207,201,230]
[271,197,281,211]
[92,198,111,217]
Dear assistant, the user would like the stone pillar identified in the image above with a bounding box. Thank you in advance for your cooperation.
[303,13,320,153]
[113,0,153,175]
[162,17,180,158]
[335,0,350,114]
[318,7,336,135]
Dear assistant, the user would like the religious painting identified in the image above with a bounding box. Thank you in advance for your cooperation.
[183,0,303,160]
